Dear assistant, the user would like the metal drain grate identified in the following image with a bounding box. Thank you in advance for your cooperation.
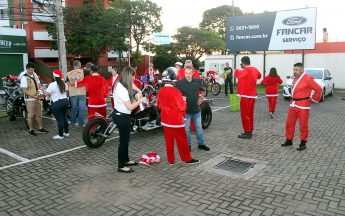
[214,158,254,174]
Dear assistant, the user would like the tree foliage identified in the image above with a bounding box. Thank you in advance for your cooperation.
[199,5,243,42]
[113,0,163,51]
[43,0,129,65]
[172,26,225,60]
[152,53,179,74]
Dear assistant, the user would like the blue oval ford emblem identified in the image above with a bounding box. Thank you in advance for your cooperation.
[282,17,307,26]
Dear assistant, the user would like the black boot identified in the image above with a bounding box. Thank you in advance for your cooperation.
[238,132,252,139]
[281,139,293,147]
[296,140,307,151]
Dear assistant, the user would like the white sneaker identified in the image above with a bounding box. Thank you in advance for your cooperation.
[63,133,70,136]
[53,135,64,139]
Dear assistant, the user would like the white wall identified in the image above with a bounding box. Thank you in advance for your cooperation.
[205,53,345,88]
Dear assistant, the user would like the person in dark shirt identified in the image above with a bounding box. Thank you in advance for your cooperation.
[175,66,210,152]
[222,62,233,96]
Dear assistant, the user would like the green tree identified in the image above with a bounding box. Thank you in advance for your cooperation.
[199,5,243,42]
[131,50,144,65]
[152,53,179,74]
[43,0,129,65]
[172,26,225,61]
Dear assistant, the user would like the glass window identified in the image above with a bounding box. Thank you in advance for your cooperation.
[304,69,323,79]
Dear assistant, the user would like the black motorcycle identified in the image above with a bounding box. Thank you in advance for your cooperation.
[1,75,29,129]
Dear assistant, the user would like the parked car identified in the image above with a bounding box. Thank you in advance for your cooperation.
[283,68,334,102]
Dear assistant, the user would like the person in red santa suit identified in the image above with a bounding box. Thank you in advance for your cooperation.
[260,67,283,118]
[70,65,109,121]
[281,62,322,151]
[177,59,201,133]
[108,68,121,109]
[157,67,200,165]
[235,56,262,139]
[143,63,159,84]
[175,61,183,77]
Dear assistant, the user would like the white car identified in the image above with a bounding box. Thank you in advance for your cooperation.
[283,68,335,102]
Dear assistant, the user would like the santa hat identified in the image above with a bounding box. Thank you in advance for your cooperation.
[53,70,63,78]
[139,152,160,165]
[175,62,183,67]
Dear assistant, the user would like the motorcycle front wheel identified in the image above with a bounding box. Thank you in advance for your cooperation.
[7,112,16,121]
[23,107,29,129]
[211,82,221,95]
[82,119,108,148]
[201,103,212,129]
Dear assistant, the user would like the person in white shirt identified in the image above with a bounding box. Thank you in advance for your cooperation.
[113,66,147,173]
[44,70,69,139]
[20,62,48,136]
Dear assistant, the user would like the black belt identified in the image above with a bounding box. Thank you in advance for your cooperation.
[292,97,310,101]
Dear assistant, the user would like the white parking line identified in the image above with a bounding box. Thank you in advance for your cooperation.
[0,145,86,170]
[0,148,30,162]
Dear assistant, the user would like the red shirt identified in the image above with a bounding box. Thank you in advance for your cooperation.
[260,75,283,96]
[76,73,109,107]
[235,66,262,98]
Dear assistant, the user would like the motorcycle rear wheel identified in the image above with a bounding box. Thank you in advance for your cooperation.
[43,100,52,115]
[83,119,107,148]
[201,103,212,129]
[211,82,221,95]
[7,112,16,121]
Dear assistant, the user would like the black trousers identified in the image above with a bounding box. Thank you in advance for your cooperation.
[224,78,233,94]
[112,109,131,168]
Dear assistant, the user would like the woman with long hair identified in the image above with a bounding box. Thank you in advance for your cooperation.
[44,70,69,139]
[260,67,283,118]
[113,66,147,173]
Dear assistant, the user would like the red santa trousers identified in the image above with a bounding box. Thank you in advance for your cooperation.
[240,97,256,132]
[111,98,114,110]
[88,106,107,122]
[163,126,193,163]
[285,107,310,142]
[267,96,278,112]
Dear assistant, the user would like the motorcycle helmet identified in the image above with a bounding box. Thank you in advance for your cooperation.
[162,67,177,82]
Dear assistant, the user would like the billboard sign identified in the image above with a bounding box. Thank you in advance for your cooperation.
[154,33,169,45]
[0,35,28,53]
[226,8,316,51]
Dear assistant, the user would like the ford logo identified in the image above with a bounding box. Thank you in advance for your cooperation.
[282,17,307,26]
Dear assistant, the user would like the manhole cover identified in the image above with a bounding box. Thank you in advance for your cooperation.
[214,158,254,174]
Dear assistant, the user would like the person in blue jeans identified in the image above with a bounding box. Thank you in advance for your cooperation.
[175,66,210,152]
[66,60,90,128]
[45,70,69,139]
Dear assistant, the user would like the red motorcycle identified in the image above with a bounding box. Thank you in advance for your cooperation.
[82,86,214,148]
[202,70,221,96]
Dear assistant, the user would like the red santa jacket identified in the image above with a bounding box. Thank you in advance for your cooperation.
[157,84,187,128]
[235,66,261,98]
[290,73,322,109]
[260,75,283,96]
[76,73,109,107]
[108,74,120,98]
[144,68,159,82]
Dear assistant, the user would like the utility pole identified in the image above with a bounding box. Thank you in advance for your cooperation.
[55,0,68,78]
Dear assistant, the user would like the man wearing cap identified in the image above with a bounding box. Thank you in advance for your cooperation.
[70,65,109,121]
[20,62,48,136]
[235,56,261,139]
[66,60,90,128]
[222,62,233,96]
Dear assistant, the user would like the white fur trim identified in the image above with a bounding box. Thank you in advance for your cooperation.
[266,94,279,97]
[241,95,257,99]
[161,122,185,128]
[88,104,107,107]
